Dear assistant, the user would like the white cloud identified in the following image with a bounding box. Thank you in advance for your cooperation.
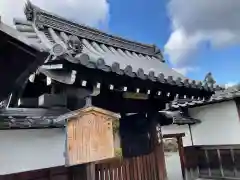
[0,0,109,27]
[165,29,204,67]
[164,0,240,74]
[225,82,238,88]
[172,66,198,76]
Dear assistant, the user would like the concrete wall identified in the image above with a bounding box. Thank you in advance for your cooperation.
[161,100,240,146]
[0,129,65,175]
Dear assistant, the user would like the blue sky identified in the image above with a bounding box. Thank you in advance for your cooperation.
[1,0,239,86]
[106,0,240,86]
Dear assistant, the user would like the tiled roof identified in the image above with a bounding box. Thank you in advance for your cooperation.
[0,19,49,102]
[169,87,240,109]
[10,1,222,91]
[159,111,201,125]
[0,108,68,129]
[0,16,43,51]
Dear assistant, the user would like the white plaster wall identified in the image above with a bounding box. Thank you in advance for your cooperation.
[0,101,238,175]
[161,124,192,147]
[189,100,240,146]
[161,100,240,147]
[0,129,65,175]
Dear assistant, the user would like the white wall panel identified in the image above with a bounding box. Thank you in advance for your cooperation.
[189,100,240,145]
[0,129,65,175]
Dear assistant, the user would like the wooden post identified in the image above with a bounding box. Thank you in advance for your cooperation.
[86,163,95,180]
[177,136,186,180]
[149,113,167,180]
[71,164,88,180]
[48,168,52,180]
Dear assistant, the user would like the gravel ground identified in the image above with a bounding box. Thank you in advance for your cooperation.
[165,152,183,180]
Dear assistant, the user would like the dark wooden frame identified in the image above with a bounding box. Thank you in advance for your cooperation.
[163,133,186,179]
[19,59,213,113]
[184,145,240,180]
[235,98,240,121]
[0,25,48,102]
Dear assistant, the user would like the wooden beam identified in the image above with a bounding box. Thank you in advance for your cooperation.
[0,107,70,117]
[64,60,213,99]
[163,133,185,139]
[92,90,167,113]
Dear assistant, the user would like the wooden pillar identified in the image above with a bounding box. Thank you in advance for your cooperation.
[86,163,95,180]
[48,168,52,180]
[156,127,167,180]
[154,144,167,180]
[177,136,186,180]
[149,113,167,180]
[71,164,88,180]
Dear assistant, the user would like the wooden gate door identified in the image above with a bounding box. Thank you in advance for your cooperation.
[95,151,167,179]
[95,150,166,180]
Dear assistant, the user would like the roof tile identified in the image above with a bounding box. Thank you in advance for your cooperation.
[11,1,222,91]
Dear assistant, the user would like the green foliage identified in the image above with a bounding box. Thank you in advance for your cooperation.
[204,72,216,85]
[163,139,178,152]
[114,148,123,158]
[112,119,120,134]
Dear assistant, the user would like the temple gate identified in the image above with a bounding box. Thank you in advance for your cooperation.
[0,1,222,179]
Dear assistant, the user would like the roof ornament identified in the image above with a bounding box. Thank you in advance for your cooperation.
[67,35,83,54]
[153,45,164,61]
[204,72,216,86]
[51,43,65,56]
[24,0,35,21]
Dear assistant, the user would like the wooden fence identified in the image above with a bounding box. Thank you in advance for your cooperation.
[0,166,69,180]
[95,152,160,180]
[185,145,240,179]
[1,150,166,180]
[1,128,167,180]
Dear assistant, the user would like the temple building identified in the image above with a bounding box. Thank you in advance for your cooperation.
[0,1,221,180]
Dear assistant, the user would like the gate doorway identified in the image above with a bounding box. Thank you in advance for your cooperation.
[163,133,185,180]
[95,149,165,180]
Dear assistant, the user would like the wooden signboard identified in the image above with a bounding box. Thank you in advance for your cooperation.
[65,106,120,166]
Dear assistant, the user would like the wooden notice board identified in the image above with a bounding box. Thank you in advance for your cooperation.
[65,106,120,166]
